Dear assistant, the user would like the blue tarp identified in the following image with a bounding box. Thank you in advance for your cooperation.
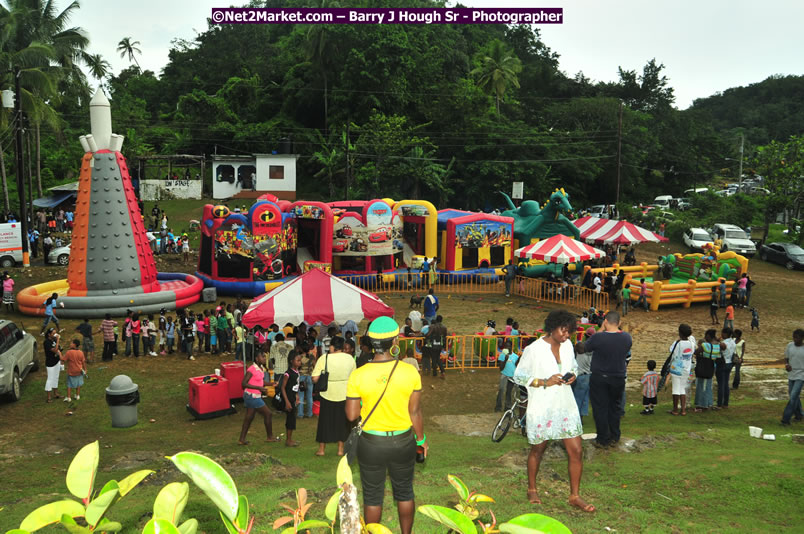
[33,191,75,208]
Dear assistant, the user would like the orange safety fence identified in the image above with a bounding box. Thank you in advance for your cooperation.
[340,271,503,295]
[398,330,592,371]
[339,272,599,311]
[514,276,610,311]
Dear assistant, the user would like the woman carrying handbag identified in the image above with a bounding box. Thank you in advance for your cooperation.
[345,317,426,534]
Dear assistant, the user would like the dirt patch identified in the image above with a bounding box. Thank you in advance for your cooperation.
[431,413,502,437]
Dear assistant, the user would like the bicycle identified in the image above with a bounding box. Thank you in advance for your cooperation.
[491,380,528,442]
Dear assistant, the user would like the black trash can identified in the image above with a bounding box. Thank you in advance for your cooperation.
[106,375,140,428]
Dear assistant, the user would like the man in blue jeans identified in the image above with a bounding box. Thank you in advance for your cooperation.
[781,329,804,426]
[576,312,632,448]
[571,327,596,421]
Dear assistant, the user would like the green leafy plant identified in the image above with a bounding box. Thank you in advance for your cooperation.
[12,441,152,533]
[417,475,571,534]
[168,452,252,534]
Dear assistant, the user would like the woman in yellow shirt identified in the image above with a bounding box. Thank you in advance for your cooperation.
[346,317,427,534]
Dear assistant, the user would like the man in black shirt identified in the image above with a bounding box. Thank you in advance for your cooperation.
[425,315,448,379]
[576,311,632,448]
[178,309,195,361]
[44,328,63,402]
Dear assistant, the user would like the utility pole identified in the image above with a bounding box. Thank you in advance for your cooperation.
[738,134,744,192]
[14,68,30,267]
[345,123,350,200]
[616,100,623,205]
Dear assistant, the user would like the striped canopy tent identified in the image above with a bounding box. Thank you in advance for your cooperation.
[572,216,669,245]
[242,268,394,329]
[515,234,605,263]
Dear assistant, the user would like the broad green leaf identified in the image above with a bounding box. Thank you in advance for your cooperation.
[499,513,572,534]
[235,494,248,531]
[295,519,330,530]
[142,518,181,534]
[85,489,118,527]
[170,452,238,522]
[6,530,32,534]
[95,519,123,532]
[219,511,239,534]
[447,475,469,500]
[280,528,296,534]
[58,514,89,534]
[99,480,119,497]
[20,500,86,531]
[467,494,495,504]
[66,442,100,502]
[366,524,394,534]
[417,505,477,534]
[177,519,198,534]
[325,489,342,521]
[153,482,189,524]
[336,455,352,486]
[117,470,154,497]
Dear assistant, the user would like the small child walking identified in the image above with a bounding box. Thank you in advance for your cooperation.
[640,360,659,415]
[166,316,176,354]
[61,339,87,402]
[750,308,760,332]
[281,352,302,447]
[709,288,719,325]
[238,350,281,445]
[3,272,15,312]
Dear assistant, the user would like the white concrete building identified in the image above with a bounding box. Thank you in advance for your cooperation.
[212,153,299,200]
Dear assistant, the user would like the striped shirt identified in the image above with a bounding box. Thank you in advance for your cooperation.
[100,319,117,342]
[640,370,659,398]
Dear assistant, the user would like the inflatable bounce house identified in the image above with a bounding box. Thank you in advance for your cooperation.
[435,210,514,274]
[18,90,203,317]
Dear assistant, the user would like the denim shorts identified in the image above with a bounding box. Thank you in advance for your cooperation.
[67,374,84,389]
[243,394,265,409]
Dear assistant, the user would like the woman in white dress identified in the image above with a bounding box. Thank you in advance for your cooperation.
[514,309,595,513]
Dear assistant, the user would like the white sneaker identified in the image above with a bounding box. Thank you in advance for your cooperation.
[63,397,71,402]
[188,356,195,361]
[150,352,157,356]
[75,395,80,400]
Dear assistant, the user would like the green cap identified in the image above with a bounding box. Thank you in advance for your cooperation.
[368,316,399,340]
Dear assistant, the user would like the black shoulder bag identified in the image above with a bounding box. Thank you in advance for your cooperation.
[314,354,329,393]
[344,360,399,465]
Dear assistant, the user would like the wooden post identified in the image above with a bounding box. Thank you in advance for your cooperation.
[338,482,361,534]
[684,279,697,308]
[650,280,662,311]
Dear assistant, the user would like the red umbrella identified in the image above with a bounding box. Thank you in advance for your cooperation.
[572,216,668,245]
[242,268,394,328]
[515,234,605,263]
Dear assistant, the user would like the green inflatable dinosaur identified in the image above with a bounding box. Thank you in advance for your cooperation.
[501,189,582,277]
[500,188,581,244]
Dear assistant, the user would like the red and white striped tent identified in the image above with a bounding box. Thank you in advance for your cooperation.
[515,234,605,263]
[572,216,669,245]
[242,268,394,328]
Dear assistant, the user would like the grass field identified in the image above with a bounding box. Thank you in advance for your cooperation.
[1,201,802,533]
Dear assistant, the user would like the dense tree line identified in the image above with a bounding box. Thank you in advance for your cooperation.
[1,0,801,215]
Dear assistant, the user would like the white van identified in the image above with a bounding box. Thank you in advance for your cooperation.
[652,195,673,209]
[0,223,23,267]
[684,187,709,195]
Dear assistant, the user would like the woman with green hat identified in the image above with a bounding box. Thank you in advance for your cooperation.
[346,316,426,534]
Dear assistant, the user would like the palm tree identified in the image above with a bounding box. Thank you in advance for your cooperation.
[0,0,89,200]
[311,129,345,198]
[83,52,111,82]
[305,0,339,133]
[470,39,523,115]
[117,36,141,70]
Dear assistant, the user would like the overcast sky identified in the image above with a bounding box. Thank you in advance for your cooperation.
[73,0,804,109]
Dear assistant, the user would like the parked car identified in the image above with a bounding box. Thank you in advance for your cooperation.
[0,320,38,402]
[711,223,756,256]
[588,204,615,218]
[47,244,70,265]
[652,195,673,209]
[683,227,713,251]
[759,242,804,270]
[675,197,691,211]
